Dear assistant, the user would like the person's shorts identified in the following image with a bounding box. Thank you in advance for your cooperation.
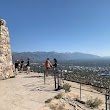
[15,67,18,69]
[20,64,23,68]
[27,66,30,69]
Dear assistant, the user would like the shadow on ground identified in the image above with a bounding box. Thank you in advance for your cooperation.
[23,76,43,78]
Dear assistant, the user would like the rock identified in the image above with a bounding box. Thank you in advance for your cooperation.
[0,19,15,79]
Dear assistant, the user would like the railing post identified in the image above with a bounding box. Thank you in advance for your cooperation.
[80,83,81,100]
[54,68,57,89]
[57,72,60,90]
[44,70,46,84]
[105,88,108,110]
[108,88,110,110]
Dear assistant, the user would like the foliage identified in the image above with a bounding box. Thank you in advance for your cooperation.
[45,98,52,103]
[50,104,65,110]
[54,93,63,99]
[63,83,71,92]
[86,97,103,108]
[92,86,105,93]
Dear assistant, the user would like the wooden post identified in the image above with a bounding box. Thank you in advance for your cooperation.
[57,73,60,90]
[109,89,110,110]
[105,88,108,110]
[54,69,57,89]
[80,83,81,100]
[44,71,46,84]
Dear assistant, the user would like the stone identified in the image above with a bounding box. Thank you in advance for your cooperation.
[0,19,6,26]
[0,19,15,79]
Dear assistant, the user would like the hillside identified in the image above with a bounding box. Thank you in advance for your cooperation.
[12,52,100,62]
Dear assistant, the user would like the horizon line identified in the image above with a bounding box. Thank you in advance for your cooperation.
[11,51,110,57]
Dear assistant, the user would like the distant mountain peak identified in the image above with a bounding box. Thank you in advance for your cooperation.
[12,51,101,62]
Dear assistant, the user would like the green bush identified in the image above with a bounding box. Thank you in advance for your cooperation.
[86,97,103,108]
[63,83,71,92]
[50,104,65,110]
[54,93,63,99]
[45,98,52,103]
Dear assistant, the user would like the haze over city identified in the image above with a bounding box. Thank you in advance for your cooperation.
[0,0,110,56]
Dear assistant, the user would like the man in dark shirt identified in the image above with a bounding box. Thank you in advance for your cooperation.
[53,58,59,90]
[15,60,19,75]
[53,58,57,68]
[20,59,24,72]
[26,58,30,74]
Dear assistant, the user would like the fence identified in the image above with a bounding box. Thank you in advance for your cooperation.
[63,73,110,110]
[43,68,110,109]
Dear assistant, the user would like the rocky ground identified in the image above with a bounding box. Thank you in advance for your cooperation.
[38,89,105,110]
[0,72,105,110]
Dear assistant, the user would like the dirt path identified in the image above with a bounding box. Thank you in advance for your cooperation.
[0,73,61,110]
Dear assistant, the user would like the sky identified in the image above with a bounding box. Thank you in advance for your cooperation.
[0,0,110,56]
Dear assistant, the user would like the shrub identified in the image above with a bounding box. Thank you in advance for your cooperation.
[63,83,71,92]
[50,104,56,110]
[86,97,103,108]
[50,104,65,110]
[92,86,104,93]
[54,93,63,99]
[45,98,52,103]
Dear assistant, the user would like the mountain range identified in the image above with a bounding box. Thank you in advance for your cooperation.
[12,52,101,62]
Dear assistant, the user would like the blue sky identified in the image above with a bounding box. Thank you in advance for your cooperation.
[0,0,110,56]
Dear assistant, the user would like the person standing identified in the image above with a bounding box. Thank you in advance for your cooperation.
[15,60,19,75]
[20,59,24,72]
[26,58,30,74]
[53,58,62,90]
[53,58,57,68]
[53,58,58,90]
[45,58,52,77]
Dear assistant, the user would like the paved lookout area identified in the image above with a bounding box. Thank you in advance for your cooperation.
[0,73,61,110]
